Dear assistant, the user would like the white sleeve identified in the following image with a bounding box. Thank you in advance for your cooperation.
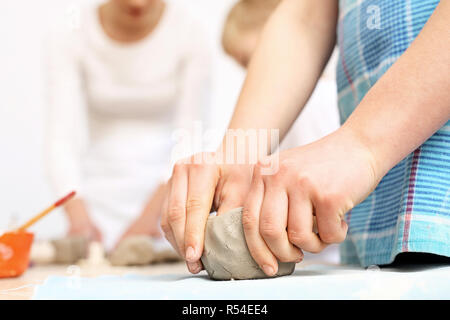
[168,17,213,175]
[43,31,89,197]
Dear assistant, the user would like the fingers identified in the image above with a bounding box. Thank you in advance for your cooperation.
[165,165,189,257]
[160,183,177,252]
[259,187,303,263]
[287,187,327,253]
[161,219,180,256]
[162,161,219,274]
[164,226,198,272]
[184,164,219,263]
[242,169,278,276]
[315,195,348,244]
[186,260,203,274]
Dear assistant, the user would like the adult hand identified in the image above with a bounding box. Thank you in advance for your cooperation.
[161,152,253,274]
[242,127,380,276]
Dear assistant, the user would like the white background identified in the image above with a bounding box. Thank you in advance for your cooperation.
[0,0,339,268]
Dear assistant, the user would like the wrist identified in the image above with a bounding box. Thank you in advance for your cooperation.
[336,125,383,184]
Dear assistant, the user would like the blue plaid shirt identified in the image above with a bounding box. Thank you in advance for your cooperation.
[336,0,449,267]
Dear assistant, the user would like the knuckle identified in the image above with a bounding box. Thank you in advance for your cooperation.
[172,161,186,174]
[278,160,291,174]
[267,160,290,182]
[255,157,276,173]
[296,174,313,189]
[317,192,341,211]
[255,157,268,168]
[186,197,204,212]
[168,204,185,223]
[270,159,292,178]
[241,208,257,231]
[259,220,280,239]
[269,172,283,184]
[287,229,309,245]
[189,155,209,169]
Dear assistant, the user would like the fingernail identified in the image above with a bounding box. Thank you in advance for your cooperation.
[187,261,201,274]
[262,265,275,276]
[193,263,202,274]
[295,256,303,263]
[186,246,196,262]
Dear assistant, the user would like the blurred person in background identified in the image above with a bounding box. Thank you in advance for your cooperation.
[45,0,211,251]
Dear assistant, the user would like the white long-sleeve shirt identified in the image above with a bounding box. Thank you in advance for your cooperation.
[44,2,212,248]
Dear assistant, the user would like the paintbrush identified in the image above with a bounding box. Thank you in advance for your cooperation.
[17,191,76,231]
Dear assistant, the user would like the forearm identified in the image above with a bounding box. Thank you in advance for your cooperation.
[343,0,450,180]
[64,198,91,227]
[222,0,338,155]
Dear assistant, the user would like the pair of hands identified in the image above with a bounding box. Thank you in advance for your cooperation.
[161,128,380,275]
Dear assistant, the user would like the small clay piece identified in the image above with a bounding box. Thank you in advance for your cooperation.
[30,240,55,265]
[109,235,154,266]
[52,236,88,264]
[201,207,296,280]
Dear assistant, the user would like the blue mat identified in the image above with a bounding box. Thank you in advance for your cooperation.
[33,264,450,300]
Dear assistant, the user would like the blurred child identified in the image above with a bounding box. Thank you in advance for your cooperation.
[45,0,211,251]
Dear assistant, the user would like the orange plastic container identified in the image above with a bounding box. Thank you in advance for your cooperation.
[0,231,34,278]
